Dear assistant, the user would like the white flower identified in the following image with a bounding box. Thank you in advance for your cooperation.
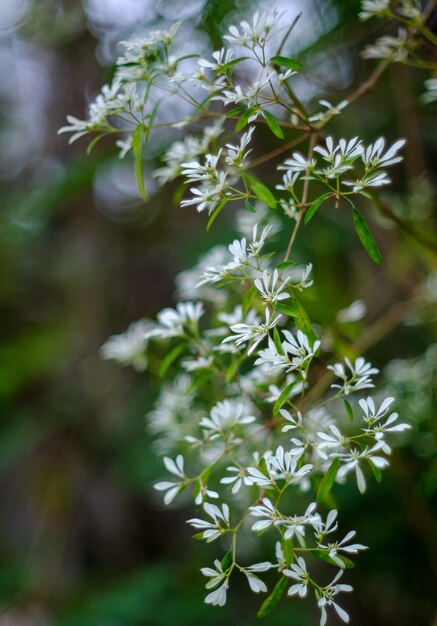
[100,319,152,371]
[422,78,437,104]
[200,399,256,439]
[254,269,291,304]
[318,530,367,567]
[222,308,281,354]
[283,557,309,597]
[255,330,320,376]
[359,396,410,437]
[225,126,255,167]
[152,302,204,338]
[344,171,392,192]
[316,425,348,459]
[336,300,366,323]
[281,502,321,543]
[249,497,278,532]
[201,560,229,606]
[223,9,282,48]
[275,169,301,193]
[309,99,348,123]
[328,357,379,395]
[182,356,213,371]
[187,502,230,542]
[359,0,390,21]
[198,48,235,72]
[361,137,406,169]
[281,152,316,173]
[154,455,186,505]
[220,465,252,494]
[362,29,409,62]
[244,572,268,593]
[318,570,353,626]
[337,441,390,493]
[205,580,229,606]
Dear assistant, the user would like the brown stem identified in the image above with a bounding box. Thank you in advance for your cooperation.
[284,133,317,261]
[249,133,308,168]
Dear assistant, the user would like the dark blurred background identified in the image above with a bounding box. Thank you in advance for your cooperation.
[0,0,436,624]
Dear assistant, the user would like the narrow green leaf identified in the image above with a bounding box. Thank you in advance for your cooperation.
[217,56,249,74]
[276,260,295,270]
[245,200,256,213]
[290,298,317,342]
[353,207,383,264]
[270,56,304,71]
[304,192,331,225]
[344,399,354,422]
[132,126,148,201]
[251,182,276,208]
[159,343,187,376]
[235,107,256,132]
[311,549,355,569]
[225,106,247,117]
[275,301,299,317]
[221,550,233,571]
[195,89,222,112]
[273,326,283,355]
[317,457,340,503]
[273,382,295,415]
[368,459,383,483]
[262,111,284,139]
[257,576,288,618]
[258,456,270,478]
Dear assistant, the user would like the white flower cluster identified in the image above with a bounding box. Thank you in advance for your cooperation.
[62,6,416,624]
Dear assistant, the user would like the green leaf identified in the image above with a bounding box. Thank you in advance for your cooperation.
[195,89,222,112]
[276,260,295,270]
[317,457,340,503]
[270,56,304,71]
[257,456,270,478]
[262,111,284,139]
[344,399,354,422]
[132,126,148,201]
[273,326,283,355]
[257,576,288,618]
[251,182,276,208]
[225,106,247,117]
[275,301,299,317]
[368,459,383,483]
[235,107,256,132]
[273,382,296,415]
[244,200,256,213]
[311,550,355,569]
[159,343,187,377]
[221,550,233,571]
[217,56,249,74]
[352,207,383,264]
[304,192,331,225]
[290,298,317,342]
